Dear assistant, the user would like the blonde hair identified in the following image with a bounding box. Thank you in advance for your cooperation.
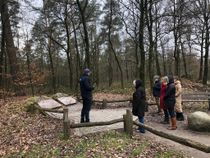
[162,76,169,83]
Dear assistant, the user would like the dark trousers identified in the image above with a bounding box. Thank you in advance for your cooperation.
[163,109,169,120]
[138,116,145,133]
[81,98,92,123]
[168,106,175,118]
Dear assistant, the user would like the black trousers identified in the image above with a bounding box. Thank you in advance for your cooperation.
[81,98,92,122]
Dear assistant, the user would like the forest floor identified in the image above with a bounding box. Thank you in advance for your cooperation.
[0,79,209,157]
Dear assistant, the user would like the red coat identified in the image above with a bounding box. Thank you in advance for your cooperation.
[160,83,167,110]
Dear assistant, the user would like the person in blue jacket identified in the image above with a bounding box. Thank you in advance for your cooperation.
[80,68,94,123]
[153,75,161,113]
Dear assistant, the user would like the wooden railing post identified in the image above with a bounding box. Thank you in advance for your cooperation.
[123,109,133,137]
[63,107,70,139]
[102,99,107,109]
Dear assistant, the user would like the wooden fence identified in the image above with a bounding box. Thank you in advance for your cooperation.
[182,92,210,110]
[35,94,210,153]
[60,108,210,153]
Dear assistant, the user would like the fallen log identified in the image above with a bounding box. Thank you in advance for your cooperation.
[133,121,210,153]
[70,118,124,128]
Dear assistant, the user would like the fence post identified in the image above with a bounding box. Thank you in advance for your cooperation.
[63,107,70,139]
[123,109,133,137]
[102,99,107,109]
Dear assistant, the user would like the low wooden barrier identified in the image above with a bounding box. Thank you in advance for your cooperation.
[182,92,210,110]
[68,109,133,138]
[133,121,210,153]
[34,95,210,151]
[65,109,210,153]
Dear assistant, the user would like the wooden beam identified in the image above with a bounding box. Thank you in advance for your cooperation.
[70,118,123,128]
[133,121,210,153]
[182,100,209,102]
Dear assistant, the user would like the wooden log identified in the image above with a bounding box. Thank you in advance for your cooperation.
[133,121,210,153]
[63,107,70,139]
[70,118,123,128]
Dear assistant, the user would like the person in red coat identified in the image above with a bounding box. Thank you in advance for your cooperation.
[160,76,169,124]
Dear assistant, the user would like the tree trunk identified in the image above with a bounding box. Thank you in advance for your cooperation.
[203,1,209,85]
[25,42,34,96]
[203,23,209,85]
[139,0,146,86]
[108,47,113,87]
[48,34,56,93]
[108,0,124,88]
[160,40,167,75]
[0,8,5,87]
[146,0,154,91]
[180,39,188,78]
[1,1,18,87]
[71,19,81,94]
[64,6,73,90]
[154,2,161,76]
[199,28,204,81]
[76,0,90,68]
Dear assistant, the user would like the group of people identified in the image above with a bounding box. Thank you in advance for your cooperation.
[79,68,184,133]
[132,75,184,133]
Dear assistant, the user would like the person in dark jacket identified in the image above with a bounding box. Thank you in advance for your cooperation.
[132,80,146,133]
[153,75,161,113]
[80,68,94,123]
[164,75,177,130]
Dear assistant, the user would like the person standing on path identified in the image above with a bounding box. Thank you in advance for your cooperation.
[174,76,184,121]
[132,80,147,133]
[153,75,162,113]
[164,75,177,130]
[80,68,94,123]
[160,76,169,124]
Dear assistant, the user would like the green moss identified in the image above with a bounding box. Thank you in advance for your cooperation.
[131,142,149,157]
[155,150,186,158]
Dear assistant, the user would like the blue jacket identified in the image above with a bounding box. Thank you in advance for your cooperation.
[80,74,94,99]
[153,80,161,97]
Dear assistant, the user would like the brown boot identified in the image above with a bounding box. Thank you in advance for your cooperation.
[167,117,177,130]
